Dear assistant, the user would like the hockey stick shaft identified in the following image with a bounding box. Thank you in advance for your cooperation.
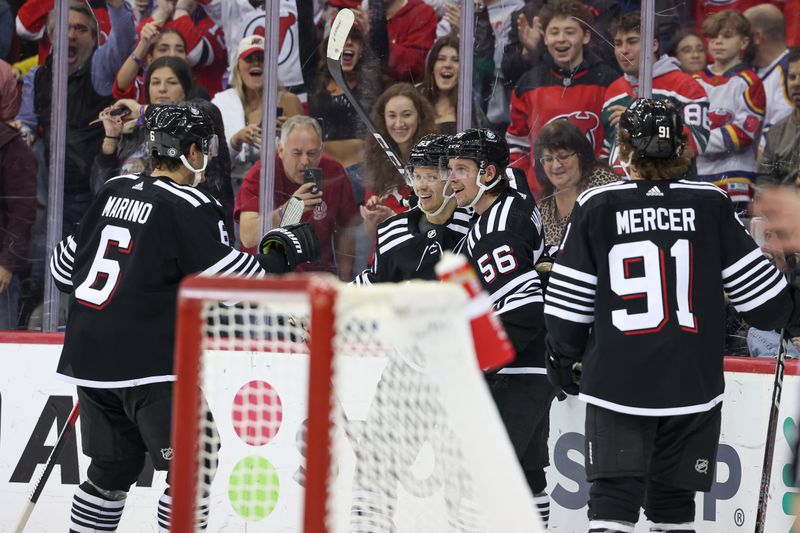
[753,329,788,533]
[13,401,80,533]
[326,9,405,178]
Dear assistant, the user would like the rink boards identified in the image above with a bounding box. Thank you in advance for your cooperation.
[0,333,797,532]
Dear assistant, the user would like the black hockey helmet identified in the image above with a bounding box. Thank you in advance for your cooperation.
[144,103,218,160]
[447,128,509,170]
[619,98,684,160]
[408,133,452,169]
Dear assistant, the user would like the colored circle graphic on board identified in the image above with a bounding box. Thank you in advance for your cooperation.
[231,379,283,446]
[228,455,280,520]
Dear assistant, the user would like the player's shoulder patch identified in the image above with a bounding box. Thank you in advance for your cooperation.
[576,180,635,206]
[152,178,218,208]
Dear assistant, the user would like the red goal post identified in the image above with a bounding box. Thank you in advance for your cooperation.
[169,274,545,533]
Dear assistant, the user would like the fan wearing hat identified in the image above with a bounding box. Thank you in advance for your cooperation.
[211,35,303,196]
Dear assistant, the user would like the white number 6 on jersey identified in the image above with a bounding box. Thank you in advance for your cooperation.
[75,225,132,308]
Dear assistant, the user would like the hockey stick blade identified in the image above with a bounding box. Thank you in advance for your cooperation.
[326,9,406,180]
[280,196,304,227]
[13,401,80,533]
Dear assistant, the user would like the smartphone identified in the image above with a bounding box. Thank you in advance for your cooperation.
[303,168,323,194]
[110,107,132,117]
[277,106,284,117]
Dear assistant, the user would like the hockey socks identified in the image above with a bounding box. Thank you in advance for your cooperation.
[649,523,695,532]
[588,520,636,533]
[69,482,126,532]
[158,488,210,532]
[533,490,550,529]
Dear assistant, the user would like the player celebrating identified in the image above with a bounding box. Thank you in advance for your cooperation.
[544,99,800,533]
[446,129,555,527]
[49,102,318,532]
[353,133,471,284]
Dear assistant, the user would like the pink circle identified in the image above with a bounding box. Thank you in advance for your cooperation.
[231,380,283,446]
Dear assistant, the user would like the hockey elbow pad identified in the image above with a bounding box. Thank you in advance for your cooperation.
[259,223,320,271]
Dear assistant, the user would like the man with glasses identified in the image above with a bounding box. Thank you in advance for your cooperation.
[447,128,556,528]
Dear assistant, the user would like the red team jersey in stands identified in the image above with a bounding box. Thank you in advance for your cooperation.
[506,53,618,197]
[601,57,711,176]
[693,65,765,201]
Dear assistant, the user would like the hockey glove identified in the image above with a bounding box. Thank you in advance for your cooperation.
[534,253,554,294]
[259,223,319,271]
[544,335,581,396]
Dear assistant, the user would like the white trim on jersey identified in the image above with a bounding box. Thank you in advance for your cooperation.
[57,372,176,388]
[722,248,788,312]
[379,233,415,255]
[105,173,140,184]
[588,520,635,533]
[544,302,595,324]
[377,217,407,235]
[496,367,547,375]
[153,180,204,207]
[576,182,637,206]
[201,249,265,277]
[551,262,598,285]
[670,180,728,197]
[579,391,724,416]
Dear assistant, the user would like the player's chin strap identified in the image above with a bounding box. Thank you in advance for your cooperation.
[419,183,456,217]
[180,154,208,187]
[466,160,501,210]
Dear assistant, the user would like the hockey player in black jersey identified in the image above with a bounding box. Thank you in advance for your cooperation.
[352,133,472,284]
[49,103,318,533]
[446,129,555,527]
[544,99,800,533]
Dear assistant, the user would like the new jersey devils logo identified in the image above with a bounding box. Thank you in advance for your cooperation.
[243,10,297,66]
[708,108,734,129]
[546,111,601,149]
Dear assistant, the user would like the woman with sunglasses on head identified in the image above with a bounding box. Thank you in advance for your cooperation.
[533,119,617,248]
[92,55,235,235]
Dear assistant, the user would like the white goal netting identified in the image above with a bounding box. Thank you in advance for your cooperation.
[172,276,543,533]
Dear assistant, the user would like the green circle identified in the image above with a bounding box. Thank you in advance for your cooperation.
[228,455,280,521]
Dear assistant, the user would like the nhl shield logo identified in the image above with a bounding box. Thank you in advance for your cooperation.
[695,458,709,474]
[161,447,174,461]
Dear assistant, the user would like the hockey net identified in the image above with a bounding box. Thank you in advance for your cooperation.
[170,274,543,533]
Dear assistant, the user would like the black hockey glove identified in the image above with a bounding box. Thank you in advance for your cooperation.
[544,335,581,396]
[259,223,319,271]
[534,253,554,294]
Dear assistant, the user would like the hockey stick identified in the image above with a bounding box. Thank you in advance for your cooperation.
[326,9,406,181]
[14,401,80,533]
[754,256,796,533]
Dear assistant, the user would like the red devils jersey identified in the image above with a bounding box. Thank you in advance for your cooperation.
[544,180,796,415]
[506,52,618,195]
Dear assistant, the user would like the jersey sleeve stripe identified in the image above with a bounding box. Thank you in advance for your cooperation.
[105,174,140,184]
[727,269,786,311]
[495,294,544,315]
[378,233,415,255]
[548,275,596,297]
[498,197,514,231]
[670,181,728,197]
[724,260,773,297]
[50,255,73,287]
[551,262,598,285]
[576,182,637,206]
[377,217,407,235]
[202,249,244,275]
[377,226,410,244]
[546,284,595,304]
[732,275,787,312]
[487,270,541,301]
[164,180,213,204]
[545,293,594,313]
[153,180,201,207]
[721,248,764,279]
[544,304,595,324]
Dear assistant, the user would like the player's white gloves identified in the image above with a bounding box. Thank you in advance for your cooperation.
[259,223,319,271]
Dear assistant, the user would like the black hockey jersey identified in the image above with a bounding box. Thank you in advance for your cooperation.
[50,173,287,387]
[458,188,546,370]
[352,206,472,284]
[544,179,796,415]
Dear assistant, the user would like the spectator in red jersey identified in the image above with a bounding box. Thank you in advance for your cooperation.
[667,28,707,75]
[235,115,361,280]
[366,0,437,84]
[115,0,227,99]
[505,0,617,198]
[694,10,766,211]
[600,11,710,177]
[15,0,111,65]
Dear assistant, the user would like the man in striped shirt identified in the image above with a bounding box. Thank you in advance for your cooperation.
[49,103,317,533]
[544,98,800,533]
